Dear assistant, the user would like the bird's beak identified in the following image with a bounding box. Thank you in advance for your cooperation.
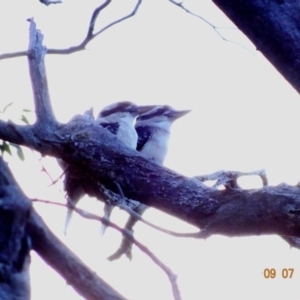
[170,109,191,120]
[136,105,157,115]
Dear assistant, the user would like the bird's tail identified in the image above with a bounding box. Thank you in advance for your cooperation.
[62,175,86,235]
[63,204,74,235]
[100,203,115,236]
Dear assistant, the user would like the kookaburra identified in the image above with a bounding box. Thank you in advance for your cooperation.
[108,105,191,260]
[96,101,154,149]
[62,101,154,234]
[135,105,191,164]
[97,101,155,234]
[57,108,95,234]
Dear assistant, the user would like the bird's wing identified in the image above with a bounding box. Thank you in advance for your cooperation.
[99,122,120,135]
[136,125,153,151]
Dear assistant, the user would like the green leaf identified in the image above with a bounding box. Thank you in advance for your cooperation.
[20,115,29,125]
[1,102,13,114]
[9,143,25,161]
[16,146,25,161]
[0,142,4,155]
[22,109,32,113]
[3,142,12,156]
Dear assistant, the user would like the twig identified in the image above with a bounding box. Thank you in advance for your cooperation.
[168,0,255,53]
[0,0,142,60]
[32,198,182,300]
[92,0,142,39]
[195,169,268,190]
[99,183,201,238]
[107,183,201,260]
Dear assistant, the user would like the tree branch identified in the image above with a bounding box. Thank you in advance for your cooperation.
[0,0,142,60]
[2,110,300,241]
[92,0,142,40]
[18,115,300,238]
[211,0,300,93]
[75,208,181,300]
[196,169,268,189]
[0,159,31,300]
[28,209,126,300]
[0,157,126,300]
[168,0,254,52]
[1,17,300,283]
[33,198,182,300]
[99,183,200,238]
[27,18,57,127]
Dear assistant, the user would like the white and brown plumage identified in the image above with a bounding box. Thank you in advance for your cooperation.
[62,101,154,234]
[96,101,154,149]
[108,105,191,260]
[94,101,155,234]
[135,105,191,164]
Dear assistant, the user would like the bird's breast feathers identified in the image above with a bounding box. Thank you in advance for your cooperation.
[117,121,138,148]
[136,126,170,165]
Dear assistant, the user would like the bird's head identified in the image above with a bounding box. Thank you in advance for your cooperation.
[97,101,155,123]
[136,105,191,130]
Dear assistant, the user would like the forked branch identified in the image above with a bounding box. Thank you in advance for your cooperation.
[0,0,142,60]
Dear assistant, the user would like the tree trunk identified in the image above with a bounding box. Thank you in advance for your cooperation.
[0,160,31,300]
[212,0,300,93]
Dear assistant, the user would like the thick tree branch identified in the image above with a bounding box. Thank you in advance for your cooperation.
[100,183,200,238]
[0,159,31,300]
[0,158,126,300]
[2,113,300,241]
[211,0,300,93]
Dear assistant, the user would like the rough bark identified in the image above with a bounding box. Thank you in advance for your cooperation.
[0,19,128,300]
[212,0,300,93]
[2,108,300,239]
[0,158,126,300]
[1,5,300,299]
[0,160,31,300]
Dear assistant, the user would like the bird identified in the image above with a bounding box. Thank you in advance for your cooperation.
[96,101,154,149]
[108,105,191,260]
[57,108,96,235]
[135,105,191,164]
[61,101,154,235]
[96,101,156,234]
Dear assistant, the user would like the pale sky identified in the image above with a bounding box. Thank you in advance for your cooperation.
[1,0,300,299]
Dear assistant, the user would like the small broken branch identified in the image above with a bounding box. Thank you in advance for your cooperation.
[196,169,268,190]
[27,19,57,127]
